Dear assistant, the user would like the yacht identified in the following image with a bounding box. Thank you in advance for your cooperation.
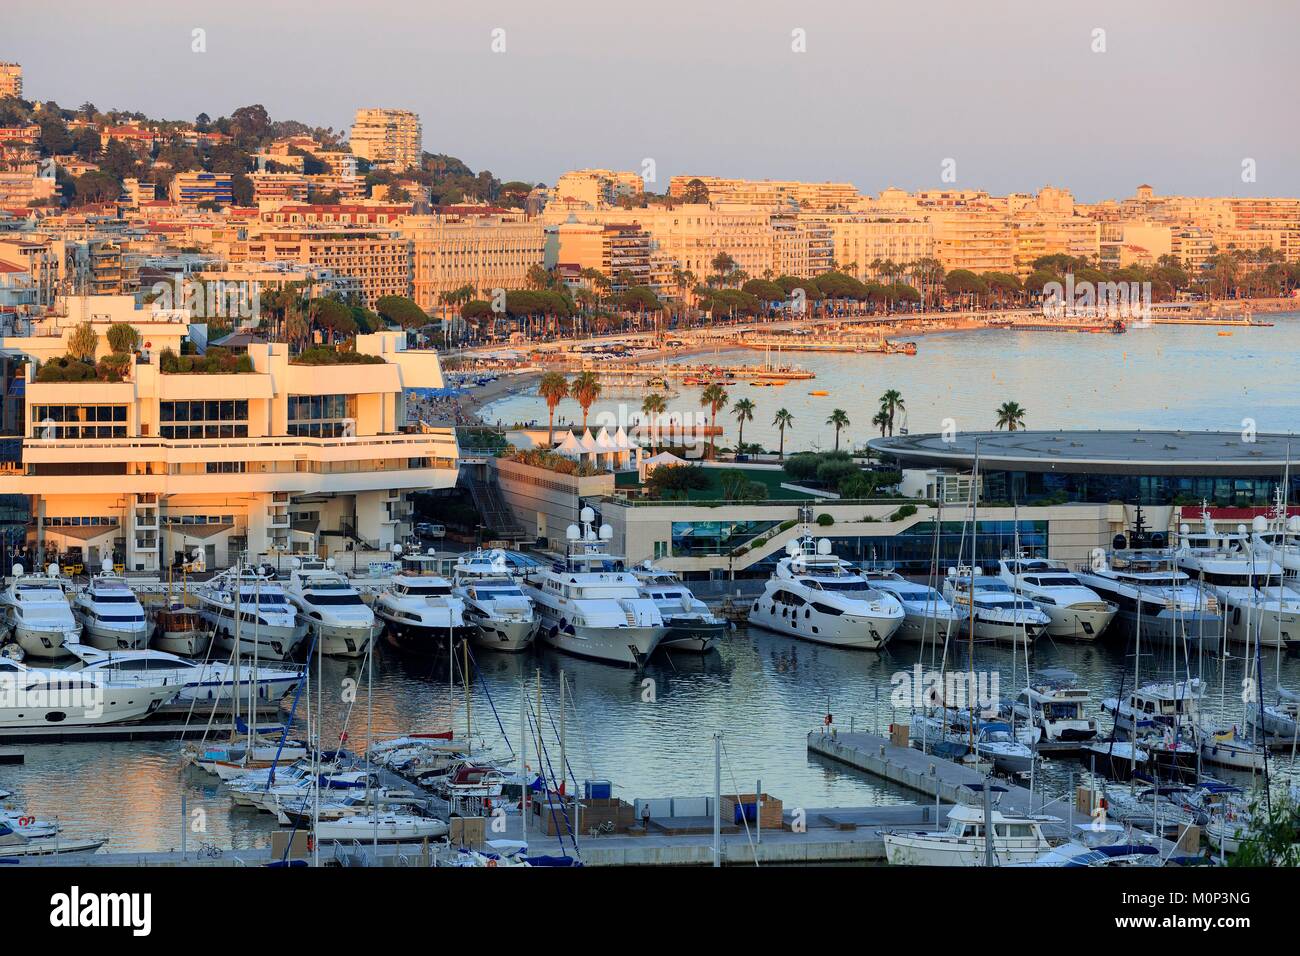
[749,536,903,649]
[284,558,382,658]
[631,561,726,652]
[997,557,1117,641]
[882,790,1056,866]
[62,643,302,711]
[1009,671,1098,742]
[0,656,179,727]
[1248,495,1300,579]
[1174,511,1300,649]
[374,552,473,655]
[71,561,149,651]
[1074,516,1222,647]
[519,509,666,666]
[1101,679,1205,737]
[943,567,1050,645]
[1,563,81,659]
[452,549,540,653]
[151,601,212,657]
[859,567,962,644]
[194,565,308,662]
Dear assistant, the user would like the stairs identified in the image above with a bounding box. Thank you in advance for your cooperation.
[460,470,526,539]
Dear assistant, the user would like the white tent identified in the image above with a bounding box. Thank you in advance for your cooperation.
[639,450,687,481]
[554,430,584,459]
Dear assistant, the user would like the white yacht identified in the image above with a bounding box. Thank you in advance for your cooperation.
[1248,495,1300,580]
[882,792,1056,866]
[943,567,1050,645]
[194,565,308,662]
[1075,548,1222,647]
[61,643,302,711]
[0,656,179,728]
[1009,671,1098,742]
[997,557,1117,641]
[284,558,381,658]
[1174,511,1300,649]
[859,568,961,644]
[749,536,903,649]
[1101,679,1204,737]
[71,561,149,651]
[1,563,81,659]
[452,549,540,653]
[519,509,666,666]
[631,561,726,652]
[374,552,473,655]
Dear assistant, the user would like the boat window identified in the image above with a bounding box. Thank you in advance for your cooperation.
[813,579,870,593]
[811,602,842,616]
[92,593,140,604]
[402,584,453,597]
[1004,824,1034,837]
[306,594,365,606]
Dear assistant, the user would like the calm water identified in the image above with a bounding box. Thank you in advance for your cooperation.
[5,629,1297,853]
[481,314,1300,452]
[8,320,1300,853]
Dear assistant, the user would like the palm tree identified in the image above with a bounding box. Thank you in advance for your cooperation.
[732,398,755,454]
[641,392,667,451]
[571,370,601,431]
[995,401,1026,431]
[700,383,729,460]
[879,389,905,436]
[773,408,794,459]
[827,408,850,451]
[538,372,569,447]
[872,409,890,437]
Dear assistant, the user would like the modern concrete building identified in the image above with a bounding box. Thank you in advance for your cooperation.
[170,171,235,208]
[0,62,22,99]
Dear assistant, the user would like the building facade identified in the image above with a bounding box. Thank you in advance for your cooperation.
[349,108,422,171]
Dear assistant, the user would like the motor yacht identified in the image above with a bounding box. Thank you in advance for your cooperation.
[997,557,1117,641]
[452,549,540,653]
[373,551,473,655]
[1009,670,1098,742]
[943,567,1050,645]
[631,561,726,652]
[0,563,81,659]
[194,565,308,662]
[519,508,665,666]
[284,557,381,658]
[151,602,212,657]
[882,789,1056,866]
[859,567,961,644]
[0,656,179,728]
[749,535,903,649]
[71,560,148,651]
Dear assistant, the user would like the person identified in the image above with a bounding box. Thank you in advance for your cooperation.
[641,802,651,833]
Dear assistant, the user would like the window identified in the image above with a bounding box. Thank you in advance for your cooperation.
[31,404,128,439]
[159,400,248,439]
[287,394,355,437]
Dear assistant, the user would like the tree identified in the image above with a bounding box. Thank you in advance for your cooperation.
[879,389,905,436]
[538,372,569,448]
[872,409,891,436]
[571,370,601,431]
[773,408,794,459]
[375,295,429,329]
[680,178,710,204]
[996,401,1027,431]
[826,409,850,451]
[640,391,667,451]
[710,252,736,282]
[699,383,729,460]
[106,322,140,354]
[732,398,755,452]
[68,321,98,361]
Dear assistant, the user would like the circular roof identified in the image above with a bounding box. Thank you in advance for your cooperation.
[868,430,1300,476]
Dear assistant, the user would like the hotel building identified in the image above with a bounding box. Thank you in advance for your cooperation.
[0,308,458,572]
[545,220,655,291]
[349,108,422,172]
[667,177,861,211]
[400,213,546,311]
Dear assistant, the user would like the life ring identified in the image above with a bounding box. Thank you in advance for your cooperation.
[486,858,498,868]
[18,816,34,826]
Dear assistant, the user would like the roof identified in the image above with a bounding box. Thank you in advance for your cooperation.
[869,429,1300,476]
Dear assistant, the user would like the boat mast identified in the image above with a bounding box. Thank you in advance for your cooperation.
[967,444,979,754]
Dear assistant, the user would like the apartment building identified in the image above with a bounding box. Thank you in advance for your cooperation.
[1010,214,1100,276]
[928,208,1015,274]
[770,216,835,277]
[0,321,458,571]
[553,169,645,208]
[250,172,311,205]
[545,220,655,291]
[349,108,422,171]
[0,169,58,206]
[170,171,235,208]
[400,213,546,310]
[0,63,22,99]
[800,213,932,277]
[668,177,861,211]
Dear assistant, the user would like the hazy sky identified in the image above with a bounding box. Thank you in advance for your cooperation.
[5,0,1298,200]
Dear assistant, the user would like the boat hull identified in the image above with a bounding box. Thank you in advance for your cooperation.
[205,609,308,662]
[11,623,78,659]
[80,622,148,652]
[883,833,1048,866]
[309,619,382,658]
[380,617,476,655]
[466,612,539,653]
[659,617,726,652]
[1041,603,1117,642]
[537,619,664,665]
[152,627,211,657]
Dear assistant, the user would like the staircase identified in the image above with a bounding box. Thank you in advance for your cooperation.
[461,469,526,540]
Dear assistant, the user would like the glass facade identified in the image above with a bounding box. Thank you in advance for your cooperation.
[670,519,781,557]
[288,394,355,438]
[742,520,1048,577]
[981,469,1300,506]
[160,400,249,439]
[31,404,127,439]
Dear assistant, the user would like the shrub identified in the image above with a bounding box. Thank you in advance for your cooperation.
[291,346,386,366]
[159,346,254,374]
[506,448,602,477]
[646,463,711,497]
[888,504,918,522]
[34,354,126,383]
[106,322,140,354]
[816,513,834,526]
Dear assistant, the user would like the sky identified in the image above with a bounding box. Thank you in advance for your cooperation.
[4,0,1298,201]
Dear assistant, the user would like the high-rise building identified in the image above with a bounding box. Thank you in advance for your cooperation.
[349,108,422,171]
[0,62,21,99]
[401,212,546,310]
